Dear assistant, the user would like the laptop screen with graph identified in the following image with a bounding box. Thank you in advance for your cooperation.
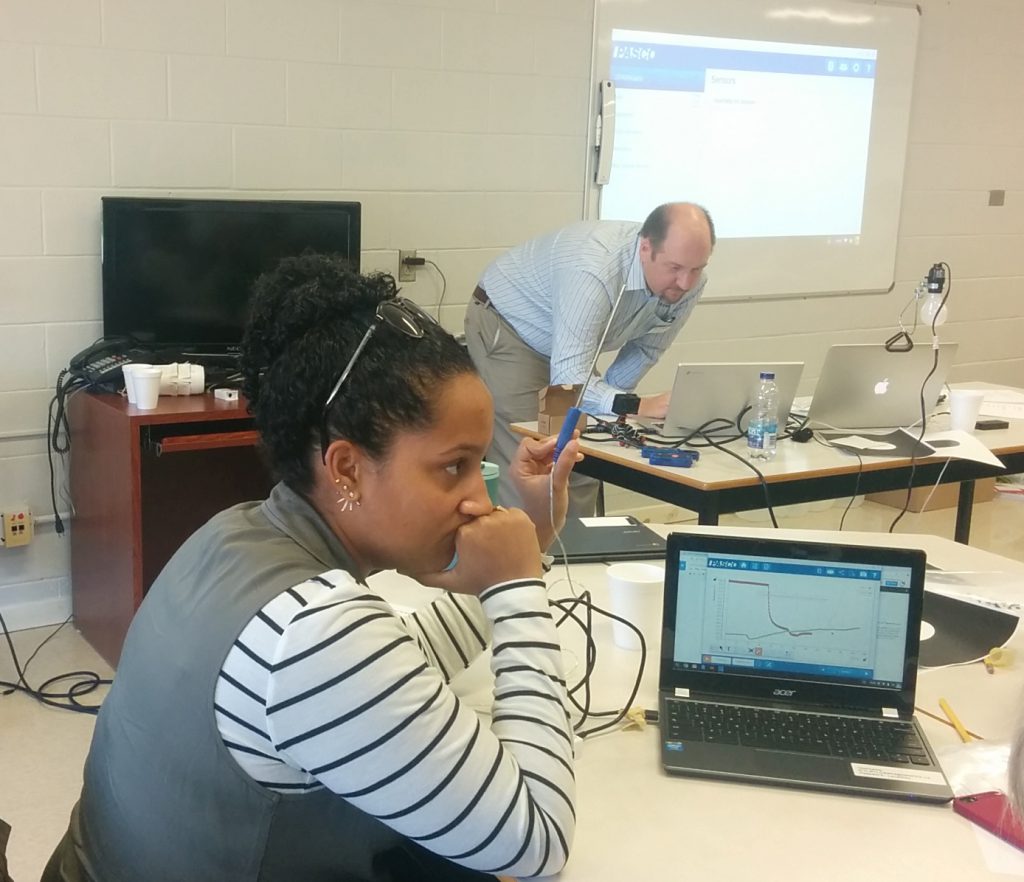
[658,533,951,802]
[670,548,914,691]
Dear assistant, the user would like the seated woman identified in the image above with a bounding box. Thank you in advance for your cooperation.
[44,254,582,882]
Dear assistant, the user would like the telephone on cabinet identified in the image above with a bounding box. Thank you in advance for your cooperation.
[68,337,139,386]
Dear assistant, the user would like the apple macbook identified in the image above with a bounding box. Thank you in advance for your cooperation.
[807,343,958,430]
[661,362,804,436]
[658,532,953,803]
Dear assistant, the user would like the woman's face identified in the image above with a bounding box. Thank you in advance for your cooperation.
[349,373,495,575]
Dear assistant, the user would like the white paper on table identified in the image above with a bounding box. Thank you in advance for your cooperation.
[978,389,1024,421]
[579,516,633,527]
[981,402,1024,420]
[925,571,1024,614]
[922,430,1007,469]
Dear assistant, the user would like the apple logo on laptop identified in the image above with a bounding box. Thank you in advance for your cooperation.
[873,377,890,395]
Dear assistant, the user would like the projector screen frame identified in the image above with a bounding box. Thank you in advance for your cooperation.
[584,0,921,302]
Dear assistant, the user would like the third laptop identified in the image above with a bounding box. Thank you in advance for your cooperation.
[658,532,952,803]
[807,342,958,429]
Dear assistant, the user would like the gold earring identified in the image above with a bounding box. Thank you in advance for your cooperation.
[337,486,360,512]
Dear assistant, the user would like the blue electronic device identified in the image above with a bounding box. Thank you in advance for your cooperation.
[641,447,699,468]
[553,405,583,462]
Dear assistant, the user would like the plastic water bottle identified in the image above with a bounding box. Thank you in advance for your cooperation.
[747,371,779,461]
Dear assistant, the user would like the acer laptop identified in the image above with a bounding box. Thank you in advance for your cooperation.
[553,516,665,564]
[807,343,958,430]
[661,362,804,436]
[658,532,953,803]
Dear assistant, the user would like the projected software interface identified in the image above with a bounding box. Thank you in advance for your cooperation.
[604,30,878,238]
[672,551,911,688]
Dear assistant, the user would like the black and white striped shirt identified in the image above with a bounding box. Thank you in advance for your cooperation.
[214,568,575,878]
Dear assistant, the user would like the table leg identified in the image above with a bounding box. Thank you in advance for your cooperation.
[955,480,976,544]
[698,495,721,526]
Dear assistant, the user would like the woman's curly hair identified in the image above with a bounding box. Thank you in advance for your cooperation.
[239,252,476,494]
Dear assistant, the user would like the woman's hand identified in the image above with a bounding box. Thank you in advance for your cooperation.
[509,434,582,550]
[411,505,543,595]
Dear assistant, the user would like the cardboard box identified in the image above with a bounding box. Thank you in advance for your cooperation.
[866,478,997,513]
[538,384,586,436]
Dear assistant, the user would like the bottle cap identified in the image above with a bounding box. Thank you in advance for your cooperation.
[760,371,775,380]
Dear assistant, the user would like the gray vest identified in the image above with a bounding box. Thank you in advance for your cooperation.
[69,482,492,882]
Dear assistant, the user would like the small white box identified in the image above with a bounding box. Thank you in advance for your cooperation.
[214,388,239,401]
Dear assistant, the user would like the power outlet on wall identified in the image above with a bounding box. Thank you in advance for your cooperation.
[398,250,418,283]
[1,508,34,548]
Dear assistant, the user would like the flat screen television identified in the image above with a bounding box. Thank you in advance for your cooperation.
[101,196,361,360]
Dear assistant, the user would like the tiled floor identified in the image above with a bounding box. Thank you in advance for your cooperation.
[1,617,113,882]
[1,493,1022,880]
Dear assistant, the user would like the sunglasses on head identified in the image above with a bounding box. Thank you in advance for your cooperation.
[319,297,437,457]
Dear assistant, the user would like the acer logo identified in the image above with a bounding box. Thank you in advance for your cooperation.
[773,689,796,697]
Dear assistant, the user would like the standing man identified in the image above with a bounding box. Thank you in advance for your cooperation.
[465,202,715,515]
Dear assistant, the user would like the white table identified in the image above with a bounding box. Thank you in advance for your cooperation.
[513,387,1024,544]
[372,527,1024,881]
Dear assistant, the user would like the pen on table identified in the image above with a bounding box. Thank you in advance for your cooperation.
[938,697,972,743]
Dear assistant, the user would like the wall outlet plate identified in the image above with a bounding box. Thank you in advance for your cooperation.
[398,250,417,282]
[1,508,33,547]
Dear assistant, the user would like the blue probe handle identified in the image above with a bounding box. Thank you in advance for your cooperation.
[553,406,581,461]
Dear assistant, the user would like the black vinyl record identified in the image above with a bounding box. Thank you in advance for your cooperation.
[919,591,1018,668]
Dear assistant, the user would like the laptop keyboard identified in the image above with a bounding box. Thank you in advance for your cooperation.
[666,700,933,766]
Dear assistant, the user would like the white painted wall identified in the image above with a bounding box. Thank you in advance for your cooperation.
[0,0,1020,629]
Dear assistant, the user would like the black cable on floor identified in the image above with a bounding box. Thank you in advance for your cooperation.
[0,611,110,714]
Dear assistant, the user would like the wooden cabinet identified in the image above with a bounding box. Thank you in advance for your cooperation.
[68,392,274,667]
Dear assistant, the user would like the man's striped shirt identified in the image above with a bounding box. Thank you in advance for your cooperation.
[480,219,706,414]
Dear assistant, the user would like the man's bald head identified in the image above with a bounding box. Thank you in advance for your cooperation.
[638,202,715,304]
[640,203,715,253]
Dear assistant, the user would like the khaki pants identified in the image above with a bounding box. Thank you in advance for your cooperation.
[464,296,598,518]
[0,818,13,882]
[40,805,92,882]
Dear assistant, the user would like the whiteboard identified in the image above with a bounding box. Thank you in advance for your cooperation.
[585,0,920,300]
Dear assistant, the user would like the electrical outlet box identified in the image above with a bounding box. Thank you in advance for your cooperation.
[398,249,417,283]
[1,508,33,548]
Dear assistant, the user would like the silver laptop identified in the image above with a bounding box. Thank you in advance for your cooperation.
[658,532,952,803]
[807,343,958,430]
[662,362,804,436]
